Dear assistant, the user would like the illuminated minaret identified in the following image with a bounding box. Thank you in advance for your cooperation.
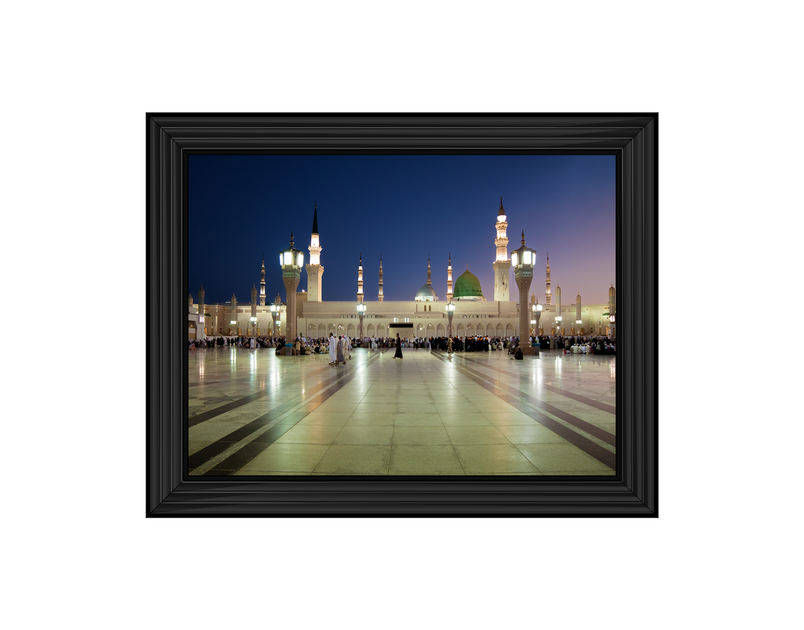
[378,255,384,302]
[492,197,511,302]
[357,253,364,303]
[251,285,258,333]
[545,253,552,305]
[229,293,237,335]
[306,201,324,302]
[576,292,582,330]
[609,284,616,339]
[198,285,205,335]
[259,256,266,305]
[427,254,432,287]
[556,285,562,334]
[446,253,453,301]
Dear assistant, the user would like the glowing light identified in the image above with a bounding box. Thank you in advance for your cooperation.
[297,252,304,267]
[523,250,532,265]
[283,251,292,266]
[511,252,518,266]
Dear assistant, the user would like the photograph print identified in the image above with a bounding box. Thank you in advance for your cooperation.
[187,154,618,477]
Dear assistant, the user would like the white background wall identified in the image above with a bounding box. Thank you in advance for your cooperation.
[3,2,801,629]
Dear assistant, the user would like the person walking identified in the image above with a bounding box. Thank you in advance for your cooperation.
[344,334,352,360]
[393,333,403,359]
[336,335,345,365]
[328,332,337,366]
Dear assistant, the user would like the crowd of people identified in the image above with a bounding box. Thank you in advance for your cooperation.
[188,334,615,356]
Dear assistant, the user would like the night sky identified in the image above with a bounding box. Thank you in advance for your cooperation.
[189,155,615,307]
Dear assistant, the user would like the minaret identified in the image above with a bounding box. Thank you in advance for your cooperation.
[576,292,582,330]
[229,293,238,334]
[378,255,384,302]
[198,285,205,335]
[609,284,616,338]
[492,197,511,302]
[545,253,552,305]
[427,254,432,286]
[306,201,324,302]
[259,256,266,305]
[357,254,364,303]
[556,285,562,334]
[251,284,258,316]
[446,253,453,301]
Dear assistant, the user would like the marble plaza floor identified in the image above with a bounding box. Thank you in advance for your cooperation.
[187,347,616,476]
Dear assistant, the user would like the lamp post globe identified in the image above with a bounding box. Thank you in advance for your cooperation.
[446,302,455,338]
[280,233,303,356]
[356,303,366,341]
[269,303,279,338]
[511,231,537,355]
[532,301,543,339]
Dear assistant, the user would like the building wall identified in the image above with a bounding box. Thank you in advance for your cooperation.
[192,298,612,339]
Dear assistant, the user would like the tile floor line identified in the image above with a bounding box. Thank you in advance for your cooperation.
[444,354,616,451]
[188,361,335,427]
[189,351,382,428]
[195,350,390,475]
[429,351,615,470]
[436,351,616,447]
[456,353,616,413]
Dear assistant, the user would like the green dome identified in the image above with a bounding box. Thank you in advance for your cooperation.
[453,269,484,299]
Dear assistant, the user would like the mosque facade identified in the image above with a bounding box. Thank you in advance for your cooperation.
[188,201,616,341]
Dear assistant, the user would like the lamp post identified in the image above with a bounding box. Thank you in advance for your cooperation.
[511,231,536,355]
[270,303,279,338]
[446,302,455,338]
[609,314,616,339]
[576,319,583,336]
[357,303,366,341]
[250,316,257,337]
[532,301,543,351]
[280,233,304,356]
[555,315,563,336]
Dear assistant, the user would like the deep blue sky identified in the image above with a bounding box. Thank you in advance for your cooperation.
[189,155,615,307]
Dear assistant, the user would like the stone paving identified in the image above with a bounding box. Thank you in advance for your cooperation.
[188,346,616,476]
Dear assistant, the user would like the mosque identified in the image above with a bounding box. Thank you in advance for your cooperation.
[188,200,616,341]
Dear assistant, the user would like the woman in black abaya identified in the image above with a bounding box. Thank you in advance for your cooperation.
[393,333,403,359]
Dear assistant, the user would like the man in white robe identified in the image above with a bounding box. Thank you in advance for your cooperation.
[343,335,351,360]
[328,333,337,365]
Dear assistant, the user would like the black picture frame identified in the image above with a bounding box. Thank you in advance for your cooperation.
[147,113,657,517]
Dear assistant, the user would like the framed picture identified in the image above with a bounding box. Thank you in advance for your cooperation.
[147,113,657,516]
